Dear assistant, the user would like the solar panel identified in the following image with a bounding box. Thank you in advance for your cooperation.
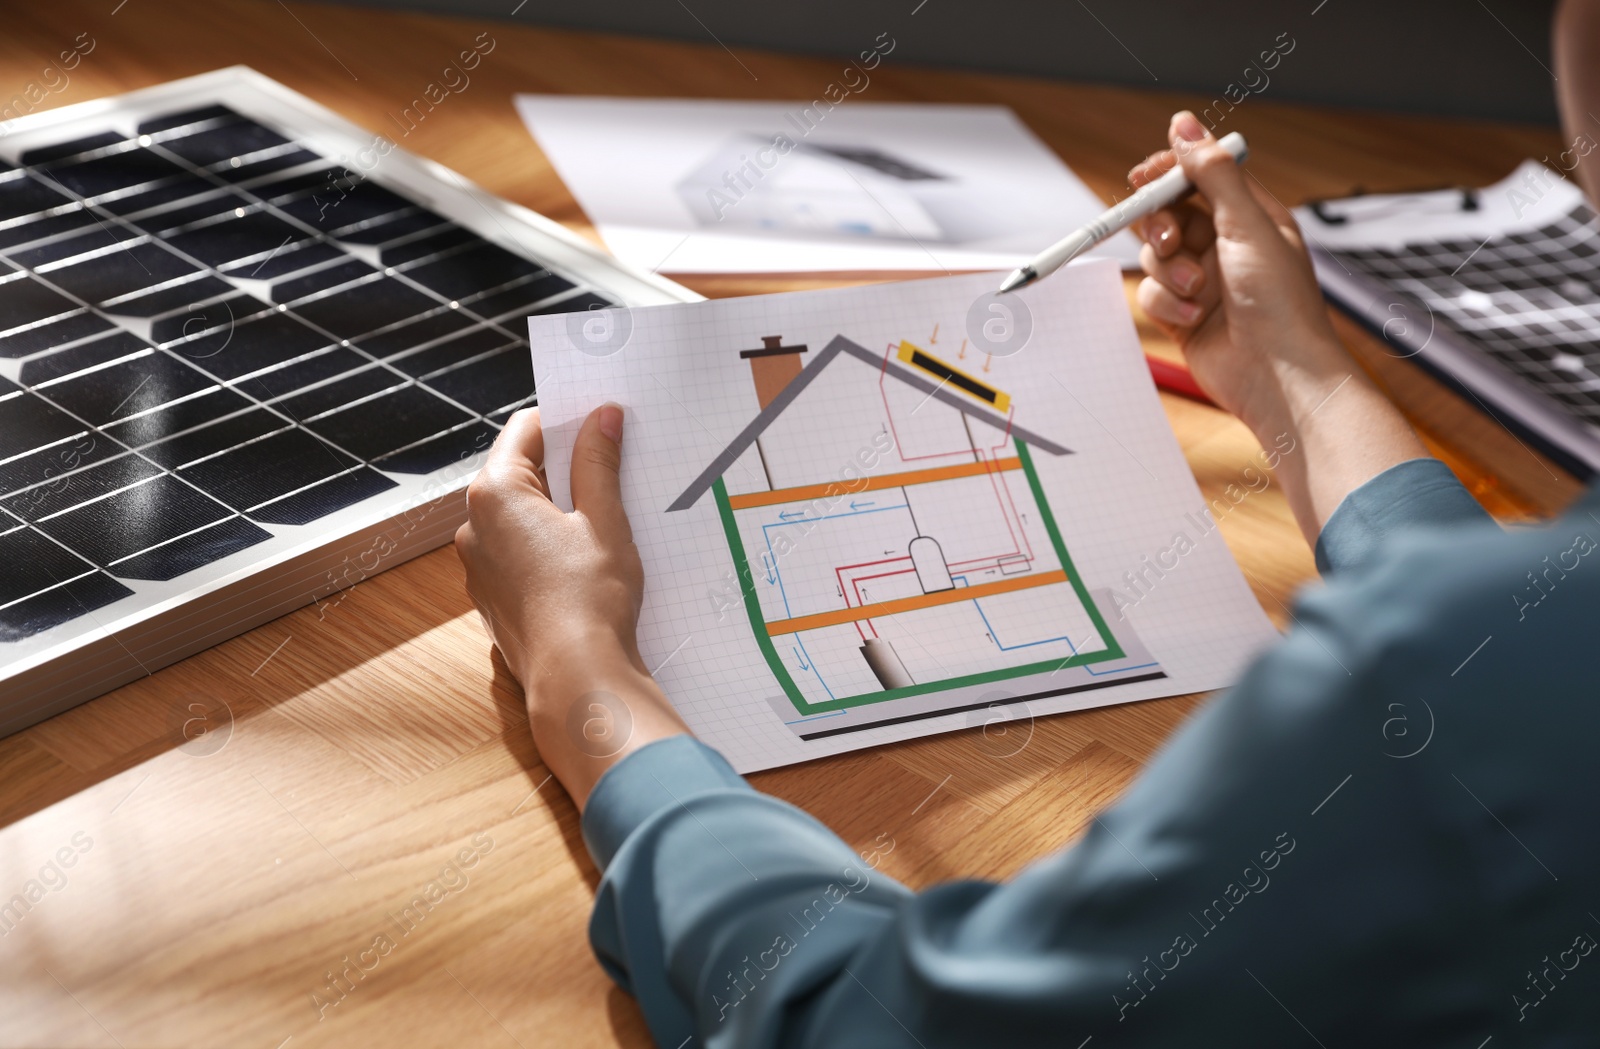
[0,68,694,734]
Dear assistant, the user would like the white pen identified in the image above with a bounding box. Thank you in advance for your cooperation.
[998,131,1249,294]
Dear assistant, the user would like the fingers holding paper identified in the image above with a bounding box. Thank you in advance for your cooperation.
[456,403,686,807]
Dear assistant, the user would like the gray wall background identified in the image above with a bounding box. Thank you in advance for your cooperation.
[325,0,1563,125]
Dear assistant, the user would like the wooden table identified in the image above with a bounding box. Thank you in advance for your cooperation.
[0,4,1578,1046]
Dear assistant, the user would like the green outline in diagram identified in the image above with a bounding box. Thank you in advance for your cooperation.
[714,438,1125,715]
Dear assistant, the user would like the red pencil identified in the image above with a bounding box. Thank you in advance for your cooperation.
[1144,354,1215,407]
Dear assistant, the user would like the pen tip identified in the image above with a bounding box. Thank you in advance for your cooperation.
[998,267,1034,294]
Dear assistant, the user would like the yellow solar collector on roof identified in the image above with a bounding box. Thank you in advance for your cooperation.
[896,340,1011,413]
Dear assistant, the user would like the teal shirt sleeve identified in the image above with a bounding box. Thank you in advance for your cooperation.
[1313,457,1492,574]
[585,459,1599,1047]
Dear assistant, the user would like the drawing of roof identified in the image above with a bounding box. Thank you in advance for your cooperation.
[666,334,1072,511]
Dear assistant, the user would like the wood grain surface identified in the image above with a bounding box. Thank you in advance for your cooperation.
[0,3,1577,1046]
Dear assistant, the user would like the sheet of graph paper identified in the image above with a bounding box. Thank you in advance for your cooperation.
[528,263,1279,772]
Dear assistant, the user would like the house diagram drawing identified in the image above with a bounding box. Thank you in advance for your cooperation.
[668,331,1166,738]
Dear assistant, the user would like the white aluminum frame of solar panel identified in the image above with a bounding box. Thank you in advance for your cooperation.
[0,67,700,735]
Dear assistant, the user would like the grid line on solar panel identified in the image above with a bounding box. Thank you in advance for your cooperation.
[0,525,100,599]
[248,465,397,525]
[241,462,372,512]
[108,516,273,581]
[0,432,122,500]
[9,230,432,470]
[16,455,166,523]
[99,510,242,564]
[0,564,100,611]
[0,571,134,641]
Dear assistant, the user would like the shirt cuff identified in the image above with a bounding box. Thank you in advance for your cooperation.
[581,734,751,872]
[1314,457,1492,576]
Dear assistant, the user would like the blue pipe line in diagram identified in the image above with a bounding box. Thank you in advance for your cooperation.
[957,575,1157,677]
[757,502,909,701]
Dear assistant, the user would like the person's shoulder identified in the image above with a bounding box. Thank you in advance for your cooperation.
[1301,495,1599,696]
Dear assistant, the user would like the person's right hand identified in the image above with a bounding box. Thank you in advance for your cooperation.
[1131,111,1351,440]
[1130,110,1429,545]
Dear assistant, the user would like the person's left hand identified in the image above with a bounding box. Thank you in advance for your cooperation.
[454,404,686,807]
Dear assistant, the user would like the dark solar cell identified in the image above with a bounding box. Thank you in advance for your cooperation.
[2,215,138,265]
[249,466,396,525]
[42,352,213,426]
[173,311,332,380]
[0,275,80,334]
[380,225,476,265]
[146,191,253,234]
[0,173,74,222]
[32,473,232,566]
[102,386,253,447]
[374,421,498,474]
[111,515,271,580]
[150,294,253,357]
[39,148,189,200]
[390,326,514,377]
[305,384,470,460]
[422,348,533,414]
[166,210,310,267]
[3,453,164,522]
[402,242,545,302]
[168,311,328,385]
[235,347,366,401]
[352,308,476,357]
[0,526,101,605]
[142,408,287,469]
[252,168,345,201]
[148,292,274,346]
[21,132,124,166]
[278,182,413,234]
[160,119,294,166]
[116,277,241,321]
[336,209,446,246]
[289,277,441,338]
[42,242,199,305]
[138,105,238,134]
[214,148,322,183]
[0,432,122,497]
[21,332,152,385]
[0,569,132,643]
[274,259,377,302]
[467,275,579,321]
[276,365,403,422]
[220,240,345,281]
[0,311,115,358]
[0,388,84,460]
[180,428,359,511]
[96,176,219,217]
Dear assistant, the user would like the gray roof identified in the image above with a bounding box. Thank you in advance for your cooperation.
[666,334,1071,511]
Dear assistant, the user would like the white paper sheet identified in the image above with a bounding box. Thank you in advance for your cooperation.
[515,97,1141,275]
[529,264,1277,772]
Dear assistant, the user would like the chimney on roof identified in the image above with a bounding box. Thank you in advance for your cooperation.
[739,335,808,410]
